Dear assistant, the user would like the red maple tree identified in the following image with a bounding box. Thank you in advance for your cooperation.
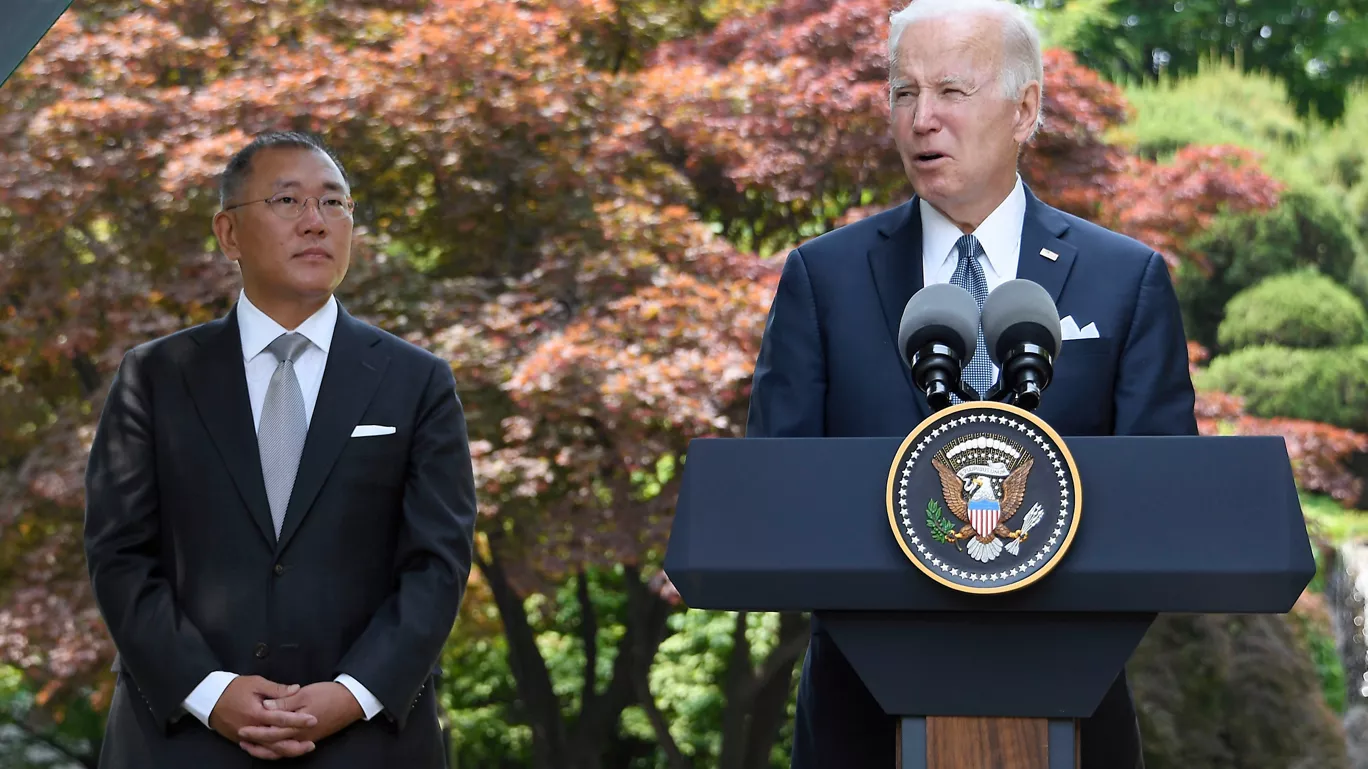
[0,2,1341,767]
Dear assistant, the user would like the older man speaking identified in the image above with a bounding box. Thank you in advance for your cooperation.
[744,1,1197,767]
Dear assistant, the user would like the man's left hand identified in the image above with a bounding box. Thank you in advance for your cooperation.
[236,682,363,757]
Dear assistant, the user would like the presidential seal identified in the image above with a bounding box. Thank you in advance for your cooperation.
[886,400,1080,594]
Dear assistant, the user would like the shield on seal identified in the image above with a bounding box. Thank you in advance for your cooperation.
[968,491,999,538]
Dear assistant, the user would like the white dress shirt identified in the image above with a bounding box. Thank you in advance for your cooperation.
[180,289,385,727]
[920,174,1027,381]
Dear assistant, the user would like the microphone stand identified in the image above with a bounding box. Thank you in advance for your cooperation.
[983,343,1053,412]
[911,343,981,412]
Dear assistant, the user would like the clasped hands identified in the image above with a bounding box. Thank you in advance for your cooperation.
[208,675,364,759]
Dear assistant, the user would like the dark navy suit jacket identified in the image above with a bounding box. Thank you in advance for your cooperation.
[746,187,1198,768]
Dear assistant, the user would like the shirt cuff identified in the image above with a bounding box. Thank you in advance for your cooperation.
[335,673,384,721]
[182,671,239,728]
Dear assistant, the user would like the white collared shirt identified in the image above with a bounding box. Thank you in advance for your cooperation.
[237,288,337,431]
[920,174,1025,291]
[180,289,384,726]
[919,175,1027,381]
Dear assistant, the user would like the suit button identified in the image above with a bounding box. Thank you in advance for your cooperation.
[254,643,268,658]
[273,563,284,576]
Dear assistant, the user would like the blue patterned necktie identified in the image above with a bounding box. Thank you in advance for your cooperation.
[949,234,992,399]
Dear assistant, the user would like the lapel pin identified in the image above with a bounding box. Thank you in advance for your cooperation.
[1039,248,1059,261]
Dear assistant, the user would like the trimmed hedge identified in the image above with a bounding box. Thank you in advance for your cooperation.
[1218,270,1367,351]
[1177,187,1363,350]
[1197,344,1368,431]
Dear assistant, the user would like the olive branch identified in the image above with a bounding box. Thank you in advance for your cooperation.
[925,499,959,544]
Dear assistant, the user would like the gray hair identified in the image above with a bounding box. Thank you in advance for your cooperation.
[887,0,1044,136]
[219,130,349,209]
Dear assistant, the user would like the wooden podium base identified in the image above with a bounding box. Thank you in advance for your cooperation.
[897,717,1078,769]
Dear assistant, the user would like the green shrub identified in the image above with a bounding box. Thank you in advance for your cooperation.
[1218,270,1368,351]
[1347,184,1368,300]
[1293,85,1368,194]
[1177,187,1364,349]
[1118,67,1368,323]
[1197,345,1368,431]
[1118,66,1368,194]
[1130,614,1350,769]
[1117,62,1307,165]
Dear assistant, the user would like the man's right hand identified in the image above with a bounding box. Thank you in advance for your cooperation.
[208,676,318,759]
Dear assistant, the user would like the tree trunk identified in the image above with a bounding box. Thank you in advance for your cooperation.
[483,552,680,769]
[631,651,693,769]
[716,611,811,769]
[717,612,754,769]
[742,612,808,769]
[478,548,567,769]
[565,565,677,769]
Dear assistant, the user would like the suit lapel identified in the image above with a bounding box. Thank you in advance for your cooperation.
[1014,188,1077,304]
[867,199,924,401]
[274,307,389,553]
[185,308,277,547]
[864,188,1076,419]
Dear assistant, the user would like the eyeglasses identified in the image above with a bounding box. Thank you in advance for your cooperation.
[222,194,356,220]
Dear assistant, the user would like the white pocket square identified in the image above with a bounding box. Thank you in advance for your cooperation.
[1059,316,1100,340]
[351,424,396,437]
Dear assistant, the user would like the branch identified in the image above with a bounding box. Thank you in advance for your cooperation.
[743,615,810,702]
[611,0,631,75]
[630,650,692,769]
[717,612,753,769]
[72,353,102,398]
[568,565,678,760]
[741,612,808,768]
[478,545,567,769]
[577,568,599,713]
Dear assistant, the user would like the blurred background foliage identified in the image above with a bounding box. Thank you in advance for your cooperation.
[4,0,1368,767]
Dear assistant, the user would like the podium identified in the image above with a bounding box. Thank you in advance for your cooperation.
[662,410,1315,768]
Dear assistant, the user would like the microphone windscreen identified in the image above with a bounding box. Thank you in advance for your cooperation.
[981,279,1062,364]
[898,283,981,366]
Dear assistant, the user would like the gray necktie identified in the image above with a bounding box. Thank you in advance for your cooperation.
[950,234,992,399]
[259,332,311,538]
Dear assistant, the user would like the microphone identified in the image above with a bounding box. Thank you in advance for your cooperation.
[980,279,1063,411]
[897,283,982,411]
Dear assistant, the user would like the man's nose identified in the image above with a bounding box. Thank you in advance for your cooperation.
[912,93,939,132]
[296,199,328,232]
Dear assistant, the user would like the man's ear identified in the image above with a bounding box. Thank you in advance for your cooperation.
[213,210,241,263]
[1013,80,1041,144]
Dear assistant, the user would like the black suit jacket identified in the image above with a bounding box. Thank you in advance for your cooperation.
[84,302,478,768]
[747,188,1197,769]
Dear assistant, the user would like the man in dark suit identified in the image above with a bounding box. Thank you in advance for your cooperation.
[745,1,1196,767]
[83,131,478,767]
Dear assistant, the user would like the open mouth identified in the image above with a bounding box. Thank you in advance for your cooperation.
[915,152,946,163]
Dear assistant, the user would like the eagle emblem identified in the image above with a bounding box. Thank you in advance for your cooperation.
[931,435,1043,563]
[887,402,1079,594]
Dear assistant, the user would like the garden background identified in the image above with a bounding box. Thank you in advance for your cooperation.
[5,0,1368,766]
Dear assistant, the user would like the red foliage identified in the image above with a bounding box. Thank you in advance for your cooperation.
[1197,391,1368,505]
[0,0,1332,718]
[621,0,901,251]
[1188,341,1211,374]
[1103,146,1283,273]
[1018,49,1132,217]
[0,0,779,705]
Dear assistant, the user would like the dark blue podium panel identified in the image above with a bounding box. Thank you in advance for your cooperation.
[1,0,71,87]
[665,436,1313,615]
[821,612,1154,718]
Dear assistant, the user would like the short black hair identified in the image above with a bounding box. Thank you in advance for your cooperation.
[218,131,349,209]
